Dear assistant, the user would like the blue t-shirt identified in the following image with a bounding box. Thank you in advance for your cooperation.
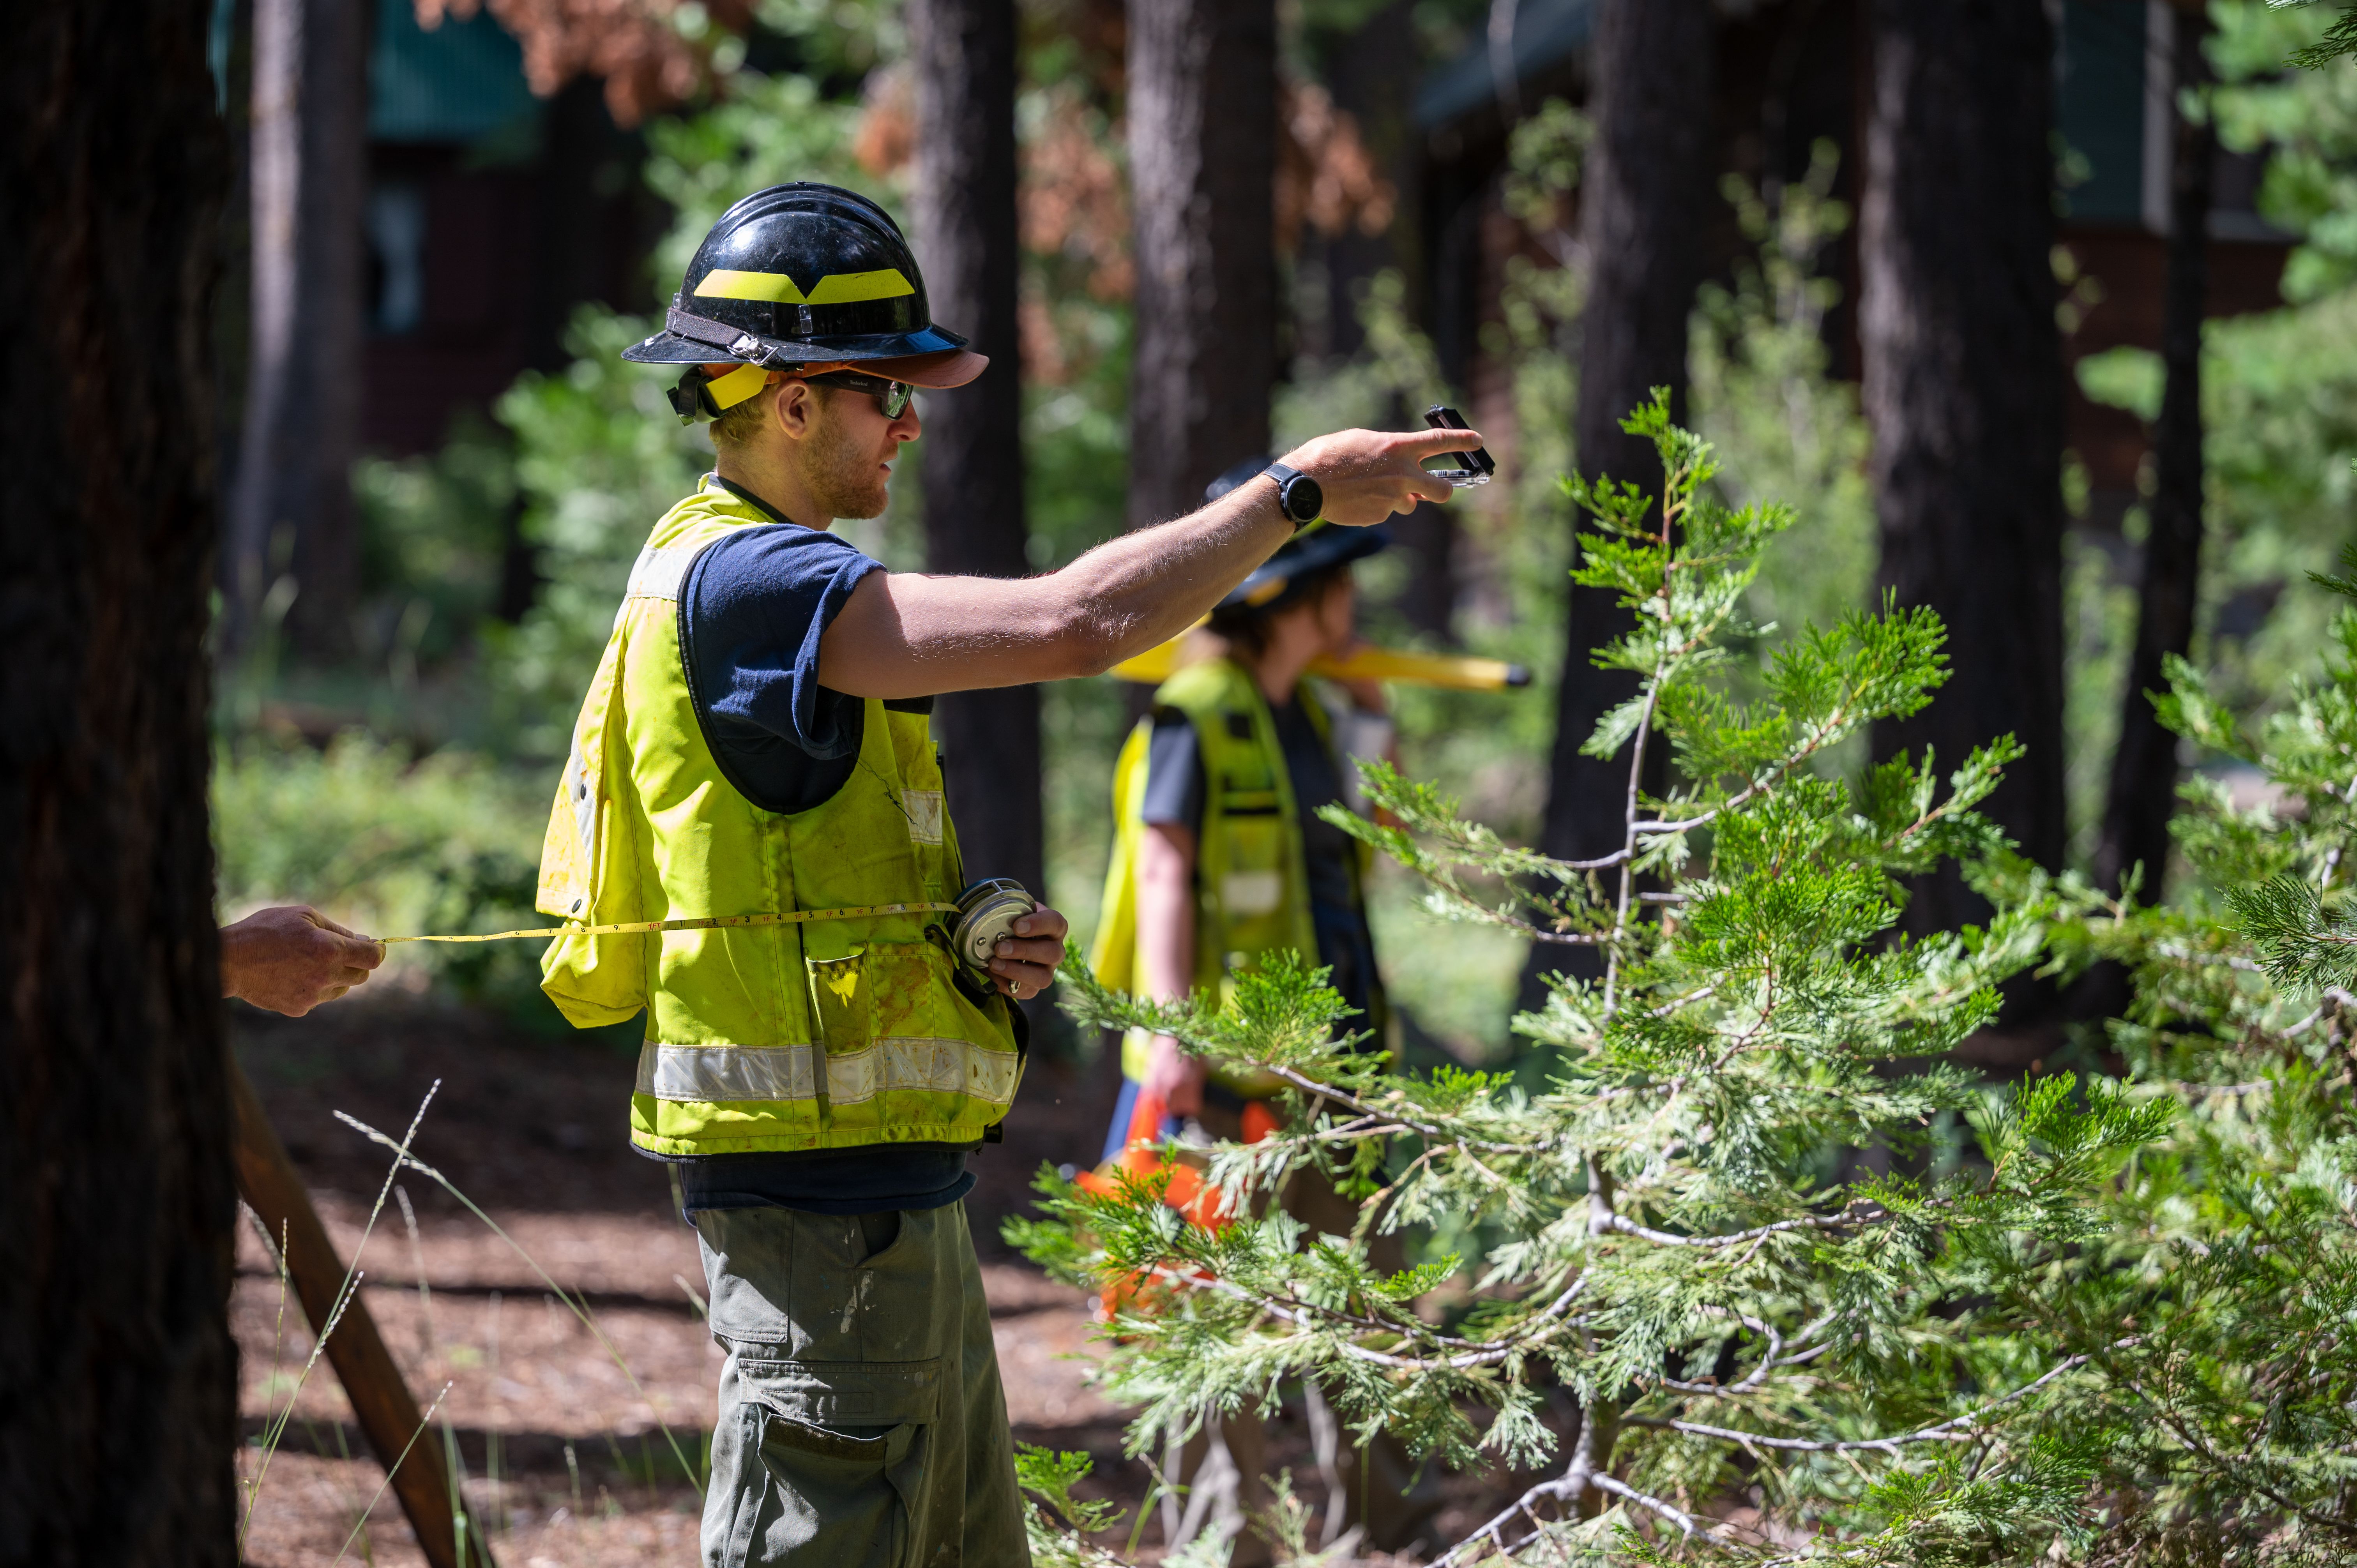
[663,476,977,1218]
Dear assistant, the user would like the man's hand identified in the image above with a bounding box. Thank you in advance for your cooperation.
[221,906,385,1018]
[1279,425,1490,528]
[1141,1034,1207,1119]
[988,904,1071,1002]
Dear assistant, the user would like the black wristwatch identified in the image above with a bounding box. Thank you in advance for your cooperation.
[1262,462,1323,525]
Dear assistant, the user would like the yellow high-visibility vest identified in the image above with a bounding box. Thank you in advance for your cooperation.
[535,478,1021,1156]
[1090,656,1382,1095]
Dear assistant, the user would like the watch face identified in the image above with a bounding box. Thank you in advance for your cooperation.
[1286,473,1324,523]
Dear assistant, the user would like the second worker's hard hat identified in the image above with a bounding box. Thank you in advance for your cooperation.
[624,182,987,419]
[1205,454,1392,611]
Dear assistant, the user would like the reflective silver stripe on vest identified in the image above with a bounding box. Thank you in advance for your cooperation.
[637,1039,1019,1107]
[638,1043,820,1104]
[626,543,698,601]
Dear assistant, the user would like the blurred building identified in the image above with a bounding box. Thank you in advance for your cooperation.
[361,3,656,455]
[1413,0,2292,528]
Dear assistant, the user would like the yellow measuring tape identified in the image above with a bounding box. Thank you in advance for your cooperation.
[378,902,961,945]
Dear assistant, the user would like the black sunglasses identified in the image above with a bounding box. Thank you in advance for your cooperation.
[804,369,915,419]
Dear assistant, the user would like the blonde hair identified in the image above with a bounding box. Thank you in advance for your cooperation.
[707,374,782,449]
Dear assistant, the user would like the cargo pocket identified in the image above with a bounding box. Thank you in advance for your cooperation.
[714,1357,940,1568]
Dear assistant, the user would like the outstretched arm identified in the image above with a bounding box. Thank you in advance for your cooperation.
[816,425,1482,699]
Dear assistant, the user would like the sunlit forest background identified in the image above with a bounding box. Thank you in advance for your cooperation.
[212,0,2357,1065]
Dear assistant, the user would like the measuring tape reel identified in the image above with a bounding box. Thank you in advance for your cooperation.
[947,878,1039,987]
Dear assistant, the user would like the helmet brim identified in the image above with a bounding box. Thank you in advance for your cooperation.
[1218,521,1393,611]
[866,347,989,388]
[620,322,974,367]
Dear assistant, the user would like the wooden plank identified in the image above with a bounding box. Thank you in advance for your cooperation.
[229,1055,494,1568]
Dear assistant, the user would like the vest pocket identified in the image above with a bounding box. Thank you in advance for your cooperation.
[1216,812,1288,918]
[806,950,871,1058]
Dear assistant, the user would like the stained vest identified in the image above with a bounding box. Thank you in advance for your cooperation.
[535,477,1022,1157]
[1089,656,1383,1095]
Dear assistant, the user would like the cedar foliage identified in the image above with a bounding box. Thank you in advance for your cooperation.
[1016,399,2195,1562]
[2008,547,2357,1563]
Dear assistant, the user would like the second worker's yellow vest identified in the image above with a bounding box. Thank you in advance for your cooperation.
[1090,656,1376,1094]
[534,477,1022,1157]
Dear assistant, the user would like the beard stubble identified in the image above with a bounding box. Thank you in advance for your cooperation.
[804,404,891,520]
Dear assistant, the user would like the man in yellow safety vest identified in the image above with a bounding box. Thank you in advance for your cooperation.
[530,183,1480,1566]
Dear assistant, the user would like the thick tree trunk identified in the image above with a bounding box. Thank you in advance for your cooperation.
[1126,0,1279,528]
[1861,0,2067,939]
[1524,0,1714,998]
[0,4,237,1562]
[1318,1,1421,364]
[2096,4,2213,903]
[912,0,1044,915]
[228,0,366,659]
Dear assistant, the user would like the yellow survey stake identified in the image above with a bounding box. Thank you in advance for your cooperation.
[1107,635,1530,692]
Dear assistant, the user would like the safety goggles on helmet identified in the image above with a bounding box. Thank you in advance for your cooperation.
[803,368,914,419]
[666,362,916,425]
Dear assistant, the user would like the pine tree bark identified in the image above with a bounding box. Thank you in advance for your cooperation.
[1126,0,1279,528]
[1862,0,2068,938]
[912,0,1044,910]
[2096,4,2213,903]
[1525,0,1714,997]
[0,3,237,1562]
[228,0,366,659]
[1324,2,1455,640]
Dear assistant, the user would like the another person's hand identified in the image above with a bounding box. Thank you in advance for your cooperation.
[221,906,385,1017]
[1141,1033,1207,1119]
[1279,426,1489,529]
[988,903,1071,1002]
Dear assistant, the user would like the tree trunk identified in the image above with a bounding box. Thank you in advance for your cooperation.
[1524,0,1715,999]
[1323,2,1455,641]
[2096,4,2213,904]
[227,0,366,660]
[1861,0,2067,940]
[0,3,237,1562]
[912,0,1044,920]
[1126,0,1279,528]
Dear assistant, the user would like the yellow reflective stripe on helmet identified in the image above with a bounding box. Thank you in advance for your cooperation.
[693,267,917,305]
[803,268,917,304]
[696,268,805,302]
[705,360,770,409]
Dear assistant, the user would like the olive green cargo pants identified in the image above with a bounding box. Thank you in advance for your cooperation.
[695,1202,1030,1568]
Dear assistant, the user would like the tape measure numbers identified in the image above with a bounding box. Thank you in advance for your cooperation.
[377,901,961,946]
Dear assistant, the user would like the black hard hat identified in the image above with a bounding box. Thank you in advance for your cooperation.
[1206,454,1391,611]
[622,183,987,388]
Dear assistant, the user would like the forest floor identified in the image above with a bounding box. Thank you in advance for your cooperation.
[229,994,1558,1567]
